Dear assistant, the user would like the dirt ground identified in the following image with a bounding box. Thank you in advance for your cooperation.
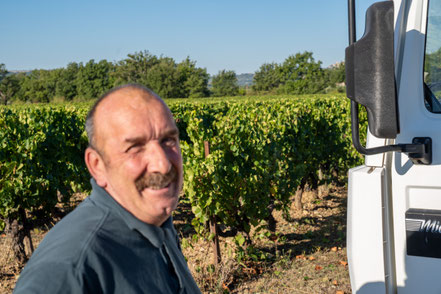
[0,186,350,294]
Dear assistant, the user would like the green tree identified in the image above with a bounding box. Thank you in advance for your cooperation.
[324,62,345,93]
[112,50,159,86]
[252,62,281,92]
[75,59,114,99]
[0,64,12,104]
[211,70,239,97]
[177,57,210,98]
[55,62,80,101]
[0,64,6,81]
[0,74,21,105]
[113,53,210,98]
[19,70,58,103]
[277,51,327,94]
[146,57,181,98]
[326,62,345,85]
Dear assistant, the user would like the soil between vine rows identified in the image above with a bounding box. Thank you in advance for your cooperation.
[0,186,350,294]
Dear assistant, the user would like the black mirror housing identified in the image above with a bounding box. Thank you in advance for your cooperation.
[345,1,399,139]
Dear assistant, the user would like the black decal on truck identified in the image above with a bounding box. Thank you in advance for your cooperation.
[406,209,441,259]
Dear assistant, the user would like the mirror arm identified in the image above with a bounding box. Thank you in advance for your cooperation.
[352,101,418,154]
[351,100,432,164]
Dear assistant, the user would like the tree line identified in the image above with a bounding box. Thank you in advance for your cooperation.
[252,52,345,94]
[0,51,345,104]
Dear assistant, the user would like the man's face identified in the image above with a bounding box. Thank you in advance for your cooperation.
[92,89,182,226]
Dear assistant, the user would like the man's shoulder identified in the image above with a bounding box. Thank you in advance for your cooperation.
[14,197,114,293]
[27,197,112,267]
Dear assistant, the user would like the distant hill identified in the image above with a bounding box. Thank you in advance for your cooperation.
[208,73,254,88]
[237,73,254,87]
[9,70,31,74]
[7,70,32,77]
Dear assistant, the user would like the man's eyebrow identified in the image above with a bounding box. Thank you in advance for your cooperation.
[124,129,180,144]
[124,136,146,145]
[164,128,180,137]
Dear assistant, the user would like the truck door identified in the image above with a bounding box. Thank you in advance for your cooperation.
[346,0,441,293]
[392,0,441,292]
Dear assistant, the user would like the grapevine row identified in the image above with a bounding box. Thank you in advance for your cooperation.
[0,96,367,258]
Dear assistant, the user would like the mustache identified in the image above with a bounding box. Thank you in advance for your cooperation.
[135,166,178,191]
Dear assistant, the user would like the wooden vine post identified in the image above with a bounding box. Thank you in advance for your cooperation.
[204,141,222,267]
[317,168,329,198]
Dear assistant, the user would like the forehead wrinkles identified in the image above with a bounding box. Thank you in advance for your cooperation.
[93,90,175,148]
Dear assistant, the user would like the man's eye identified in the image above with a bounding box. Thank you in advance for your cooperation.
[162,137,177,147]
[126,144,143,153]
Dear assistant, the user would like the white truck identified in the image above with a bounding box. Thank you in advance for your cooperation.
[346,0,441,293]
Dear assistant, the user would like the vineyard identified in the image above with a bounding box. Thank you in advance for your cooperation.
[0,94,367,292]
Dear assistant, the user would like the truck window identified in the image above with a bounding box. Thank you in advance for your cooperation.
[424,0,441,113]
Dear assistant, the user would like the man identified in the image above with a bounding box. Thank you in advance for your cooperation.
[14,84,201,293]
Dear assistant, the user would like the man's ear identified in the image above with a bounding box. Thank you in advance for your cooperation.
[85,147,108,188]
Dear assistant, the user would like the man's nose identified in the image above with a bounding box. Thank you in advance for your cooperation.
[147,142,172,174]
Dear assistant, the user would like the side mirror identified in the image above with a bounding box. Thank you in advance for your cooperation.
[345,0,431,164]
[346,1,398,139]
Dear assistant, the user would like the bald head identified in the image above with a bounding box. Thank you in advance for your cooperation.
[85,84,169,154]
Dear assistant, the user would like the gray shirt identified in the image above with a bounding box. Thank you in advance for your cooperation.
[14,179,201,294]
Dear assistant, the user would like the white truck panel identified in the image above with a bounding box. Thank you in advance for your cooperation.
[391,161,441,293]
[390,1,441,292]
[364,130,386,167]
[347,166,386,293]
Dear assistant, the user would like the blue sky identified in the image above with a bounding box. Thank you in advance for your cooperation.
[1,0,377,75]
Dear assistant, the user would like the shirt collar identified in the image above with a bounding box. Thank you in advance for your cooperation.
[89,178,174,248]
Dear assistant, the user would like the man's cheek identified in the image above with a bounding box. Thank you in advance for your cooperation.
[125,160,146,176]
